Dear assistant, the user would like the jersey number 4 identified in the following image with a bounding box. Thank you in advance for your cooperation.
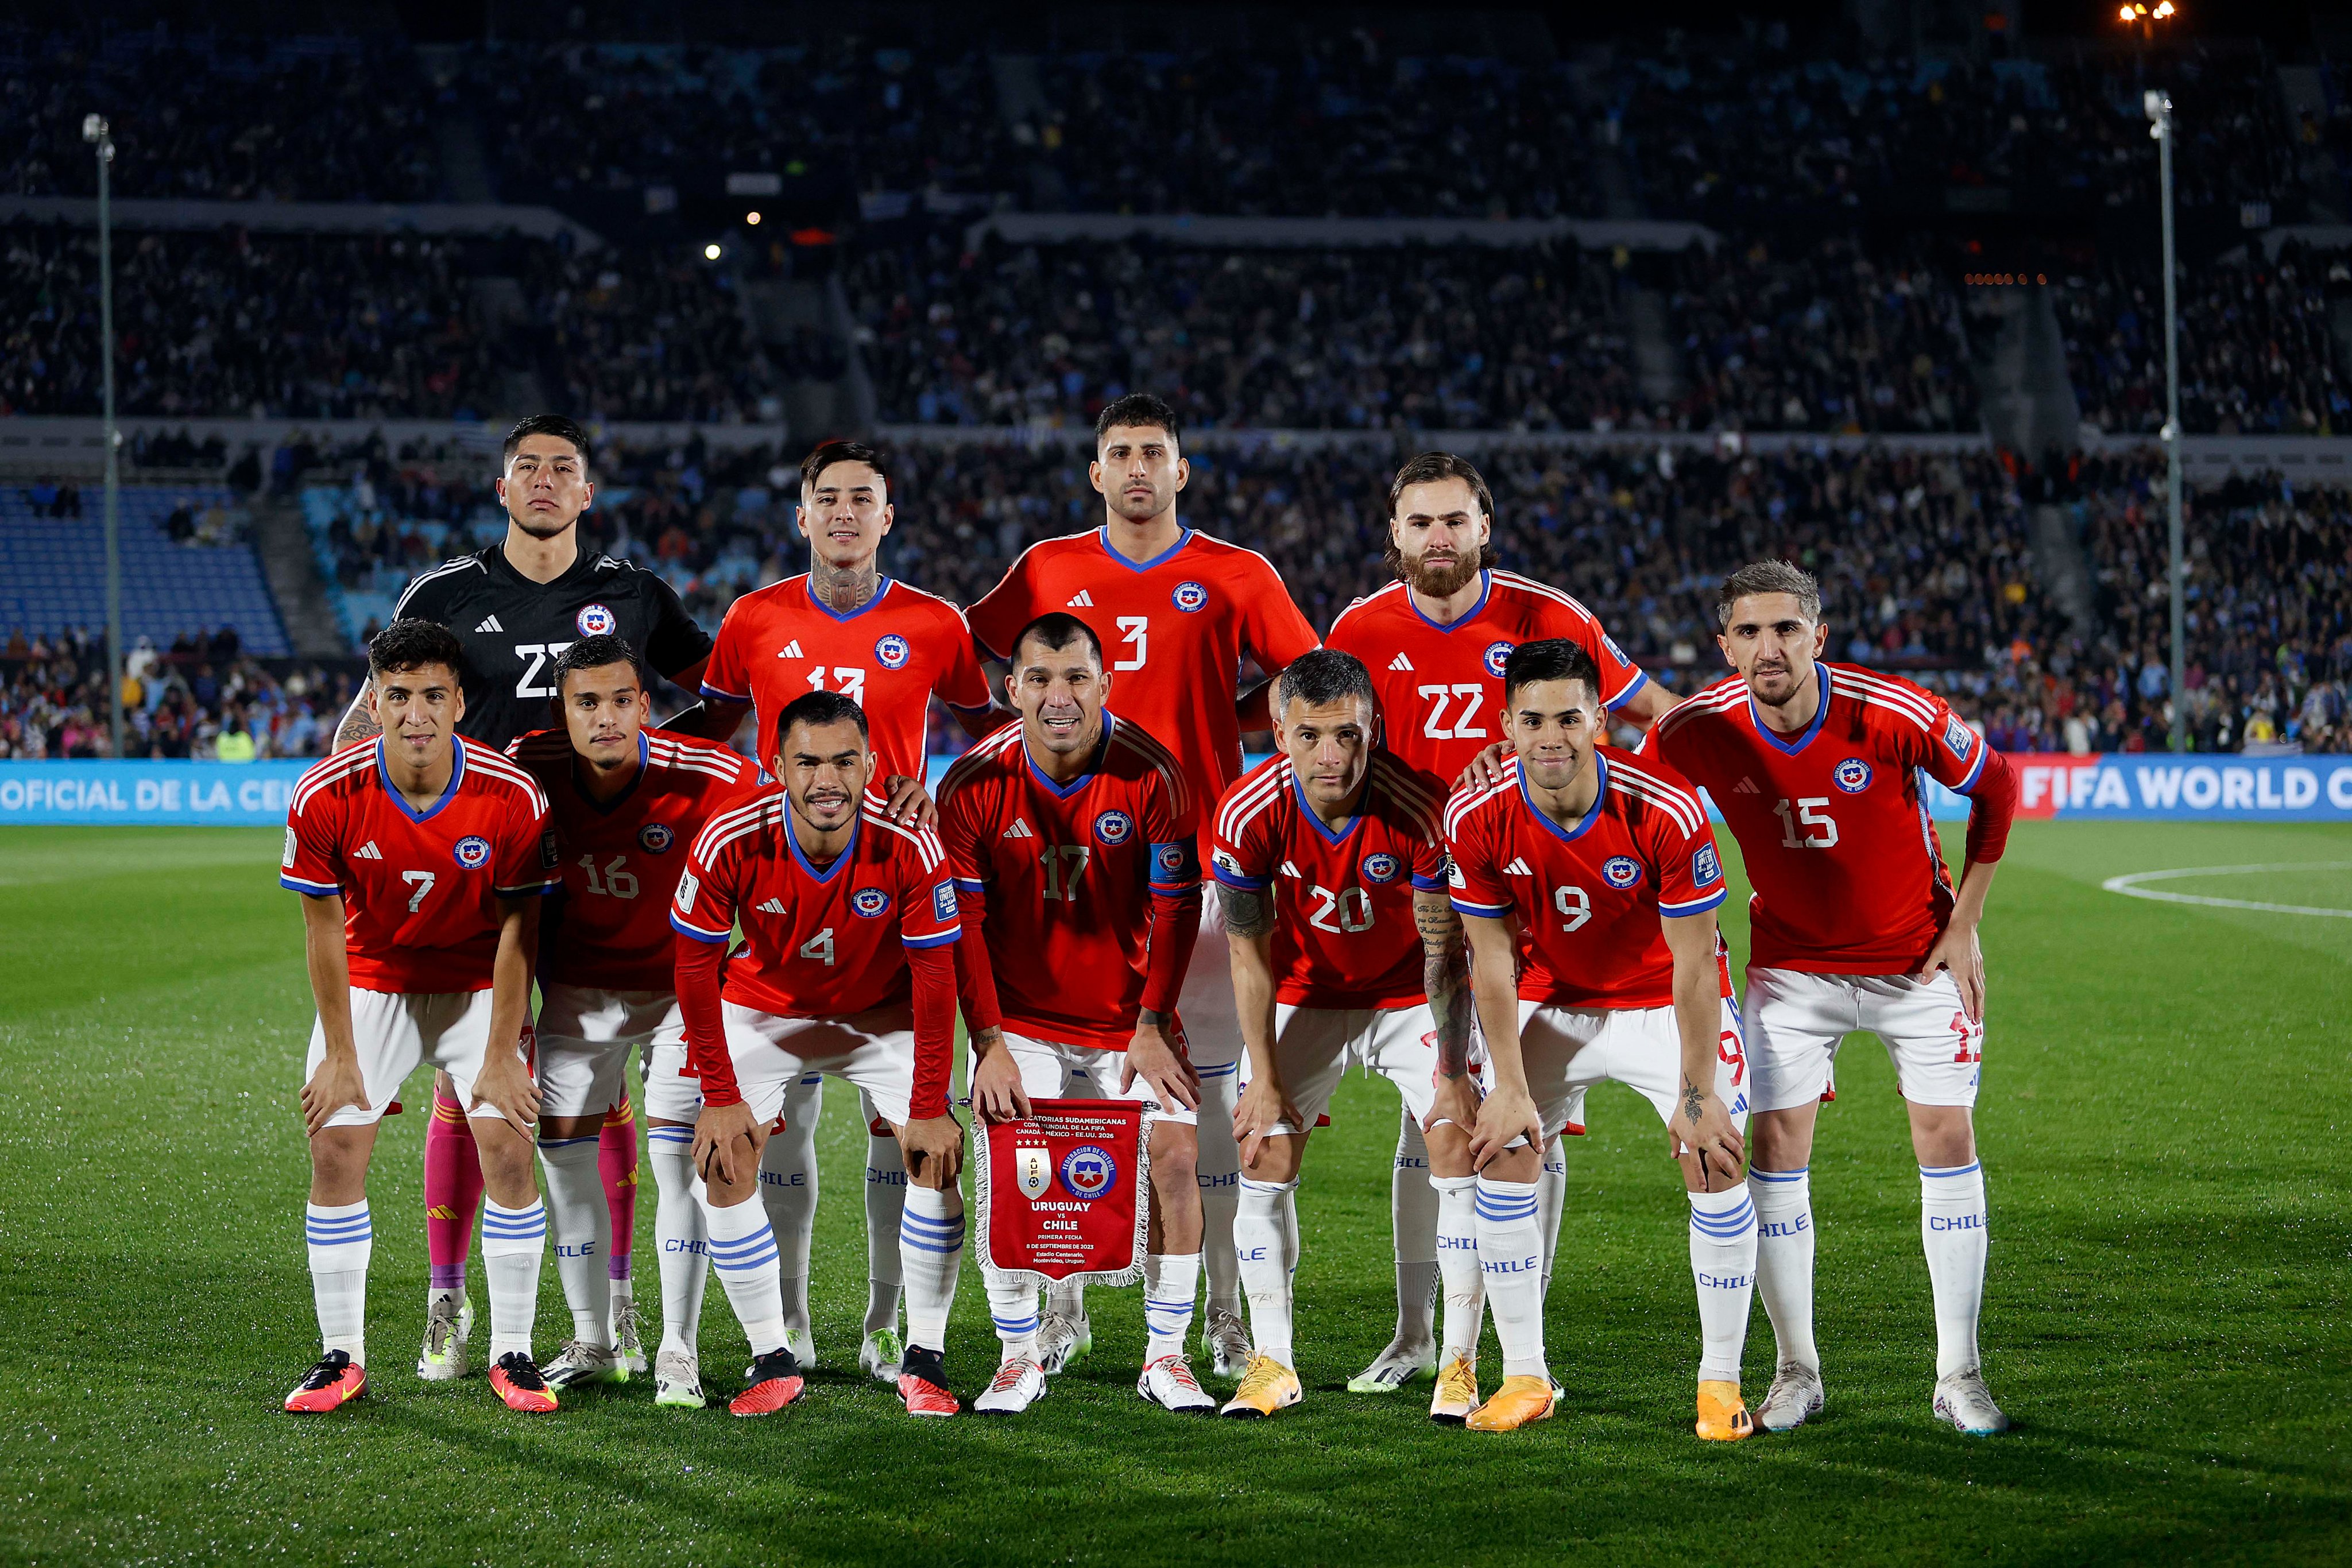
[1417,683,1488,740]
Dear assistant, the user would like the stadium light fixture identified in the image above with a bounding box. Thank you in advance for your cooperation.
[703,242,723,261]
[745,211,762,225]
[83,113,124,761]
[2144,86,2187,752]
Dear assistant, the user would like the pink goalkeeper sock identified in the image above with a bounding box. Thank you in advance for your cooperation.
[600,1095,639,1282]
[425,1089,484,1292]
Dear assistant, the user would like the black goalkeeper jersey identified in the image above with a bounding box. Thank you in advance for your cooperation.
[389,543,714,749]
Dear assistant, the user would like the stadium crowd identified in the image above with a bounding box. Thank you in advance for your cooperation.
[0,624,355,760]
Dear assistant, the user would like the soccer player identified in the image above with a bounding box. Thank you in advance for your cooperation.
[938,613,1209,1415]
[667,690,972,1417]
[966,394,1320,1378]
[1448,638,1754,1438]
[336,415,725,1385]
[697,438,998,1384]
[281,619,562,1415]
[1648,561,2019,1437]
[505,636,758,1402]
[1324,451,1680,1392]
[1213,649,1469,1419]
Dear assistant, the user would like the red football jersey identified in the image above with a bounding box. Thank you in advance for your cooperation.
[282,737,559,993]
[966,527,1320,837]
[937,714,1200,1051]
[701,574,992,777]
[1445,748,1728,1009]
[1649,662,1989,974]
[1325,570,1649,788]
[507,725,759,990]
[670,787,961,1017]
[1209,750,1451,1008]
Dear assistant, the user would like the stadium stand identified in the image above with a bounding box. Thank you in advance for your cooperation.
[0,482,289,656]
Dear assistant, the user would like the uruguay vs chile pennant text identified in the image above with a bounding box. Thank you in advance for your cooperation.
[974,1098,1151,1288]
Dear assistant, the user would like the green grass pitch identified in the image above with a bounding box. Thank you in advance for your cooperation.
[2,822,2347,1566]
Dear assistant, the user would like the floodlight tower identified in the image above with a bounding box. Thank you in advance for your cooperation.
[84,113,122,761]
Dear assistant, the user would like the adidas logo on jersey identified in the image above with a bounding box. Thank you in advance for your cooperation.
[475,615,503,633]
[756,898,789,915]
[1002,819,1036,839]
[775,640,804,659]
[1503,857,1534,877]
[1279,860,1302,878]
[1066,590,1094,607]
[1734,777,1762,795]
[354,841,384,860]
[1389,653,1414,671]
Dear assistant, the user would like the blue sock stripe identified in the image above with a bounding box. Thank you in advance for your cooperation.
[899,1209,965,1233]
[537,1136,598,1149]
[479,1209,547,1231]
[993,1314,1039,1333]
[304,1211,372,1231]
[1689,1209,1757,1237]
[1749,1166,1809,1183]
[1475,1198,1539,1219]
[1196,1062,1239,1078]
[647,1127,694,1145]
[706,1230,777,1259]
[1920,1162,1982,1179]
[899,1229,966,1255]
[713,1245,779,1275]
[306,1226,373,1245]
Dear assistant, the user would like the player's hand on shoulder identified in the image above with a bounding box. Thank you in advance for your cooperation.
[878,774,937,830]
[470,1042,541,1141]
[693,1101,764,1187]
[900,1113,966,1187]
[970,1031,1032,1122]
[1455,742,1511,793]
[1232,1074,1301,1167]
[1122,1016,1201,1112]
[299,1055,369,1138]
[1469,1085,1541,1172]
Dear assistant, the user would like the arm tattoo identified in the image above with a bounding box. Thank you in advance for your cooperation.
[1223,886,1275,939]
[970,1025,1004,1055]
[333,679,381,747]
[1137,1008,1167,1029]
[1681,1074,1705,1124]
[1415,894,1472,1076]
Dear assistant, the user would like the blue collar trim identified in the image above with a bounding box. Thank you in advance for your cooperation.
[1751,664,1833,756]
[1096,526,1193,573]
[1407,570,1492,633]
[1521,754,1607,845]
[787,807,858,884]
[377,737,465,823]
[802,575,895,624]
[1290,769,1365,848]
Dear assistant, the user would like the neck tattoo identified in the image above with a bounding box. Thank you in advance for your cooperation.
[811,559,880,612]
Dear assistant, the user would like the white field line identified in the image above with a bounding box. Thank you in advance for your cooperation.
[2100,862,2352,919]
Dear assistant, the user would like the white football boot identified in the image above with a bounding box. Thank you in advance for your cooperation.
[1756,1361,1826,1433]
[1203,1307,1253,1380]
[416,1292,473,1381]
[653,1349,704,1408]
[974,1356,1049,1414]
[1035,1309,1092,1375]
[1933,1368,2009,1435]
[1137,1354,1218,1414]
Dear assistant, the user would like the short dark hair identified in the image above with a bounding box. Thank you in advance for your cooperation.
[1383,451,1499,581]
[1011,612,1104,668]
[502,413,591,471]
[1094,392,1180,448]
[1716,560,1823,628]
[369,617,465,682]
[1275,648,1376,718]
[1502,638,1603,706]
[775,690,869,754]
[800,439,889,501]
[552,633,642,693]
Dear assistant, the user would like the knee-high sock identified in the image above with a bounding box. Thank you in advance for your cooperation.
[599,1096,639,1292]
[1475,1176,1545,1379]
[897,1184,965,1354]
[984,1267,1040,1360]
[1046,1277,1086,1324]
[864,1125,907,1337]
[1535,1137,1567,1298]
[646,1125,706,1358]
[305,1199,372,1364]
[1391,1112,1439,1346]
[479,1195,547,1362]
[1196,1063,1243,1315]
[758,1090,819,1336]
[1920,1162,1989,1378]
[424,1090,483,1294]
[698,1186,788,1357]
[1688,1183,1758,1384]
[1750,1166,1819,1370]
[1235,1176,1301,1368]
[1432,1175,1483,1362]
[537,1135,612,1348]
[1143,1252,1201,1362]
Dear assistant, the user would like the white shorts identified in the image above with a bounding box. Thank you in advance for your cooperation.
[1515,996,1750,1144]
[641,1000,915,1129]
[1177,884,1240,1084]
[1239,1002,1463,1135]
[533,984,684,1120]
[1746,966,1983,1113]
[304,988,520,1130]
[989,1029,1200,1127]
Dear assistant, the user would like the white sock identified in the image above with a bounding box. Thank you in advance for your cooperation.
[1391,1111,1439,1346]
[646,1125,706,1358]
[1235,1176,1299,1368]
[1143,1252,1201,1362]
[1536,1139,1568,1298]
[1476,1176,1546,1379]
[864,1126,907,1337]
[897,1184,965,1355]
[537,1135,612,1349]
[1432,1175,1483,1361]
[1920,1162,1989,1378]
[1196,1063,1243,1315]
[759,1092,819,1338]
[1047,1277,1086,1325]
[479,1195,547,1363]
[985,1268,1040,1360]
[1688,1183,1758,1384]
[1751,1166,1819,1371]
[305,1199,372,1363]
[699,1184,789,1357]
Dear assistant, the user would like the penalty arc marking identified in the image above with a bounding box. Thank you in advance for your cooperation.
[2100,862,2352,920]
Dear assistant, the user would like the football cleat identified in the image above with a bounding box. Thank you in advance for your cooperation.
[1035,1310,1092,1375]
[1757,1361,1826,1433]
[610,1296,647,1376]
[416,1291,473,1381]
[859,1327,905,1385]
[1220,1356,1302,1419]
[973,1356,1048,1415]
[1348,1337,1438,1394]
[783,1325,817,1370]
[1136,1354,1218,1414]
[1696,1379,1755,1441]
[1204,1307,1253,1380]
[896,1346,960,1417]
[653,1350,704,1408]
[489,1352,559,1413]
[1933,1368,2009,1436]
[284,1350,366,1413]
[542,1339,625,1390]
[729,1348,806,1416]
[1429,1354,1480,1424]
[1465,1374,1558,1431]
